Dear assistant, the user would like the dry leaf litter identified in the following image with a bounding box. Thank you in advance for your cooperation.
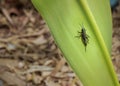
[0,0,120,86]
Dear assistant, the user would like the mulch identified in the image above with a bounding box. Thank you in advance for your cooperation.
[0,0,120,86]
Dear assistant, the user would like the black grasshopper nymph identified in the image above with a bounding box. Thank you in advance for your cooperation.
[76,25,89,51]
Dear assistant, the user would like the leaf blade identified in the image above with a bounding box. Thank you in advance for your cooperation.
[31,0,119,86]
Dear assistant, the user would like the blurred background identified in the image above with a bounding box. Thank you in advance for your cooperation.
[0,0,120,86]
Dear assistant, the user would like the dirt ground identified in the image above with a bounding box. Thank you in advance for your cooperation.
[0,0,120,86]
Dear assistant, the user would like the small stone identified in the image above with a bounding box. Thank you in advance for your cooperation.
[18,62,25,69]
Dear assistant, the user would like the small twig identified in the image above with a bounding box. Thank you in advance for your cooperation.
[18,65,53,75]
[2,8,14,26]
[0,28,47,42]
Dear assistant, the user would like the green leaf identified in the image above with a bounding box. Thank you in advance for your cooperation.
[31,0,119,86]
